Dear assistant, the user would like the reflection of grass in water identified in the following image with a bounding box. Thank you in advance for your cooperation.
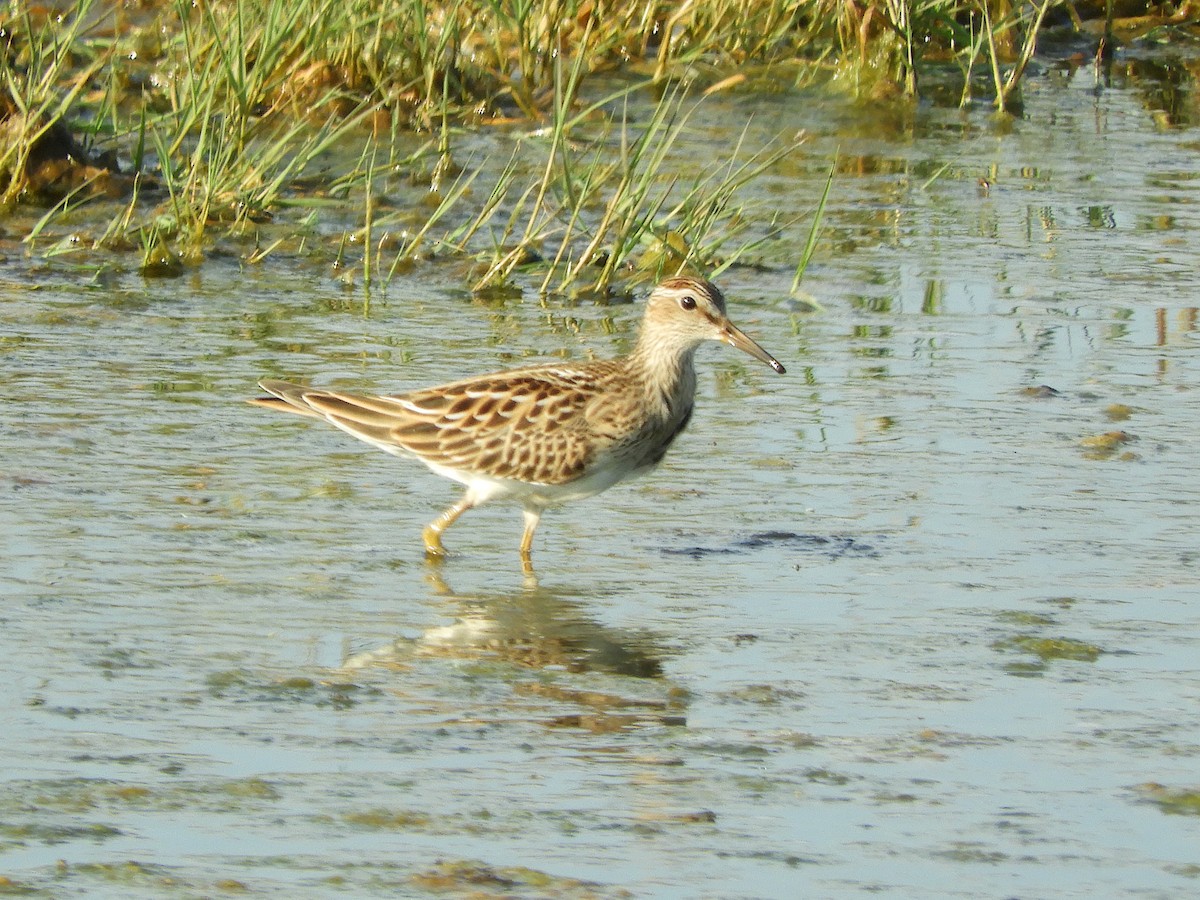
[413,859,609,897]
[994,610,1057,627]
[933,843,1009,864]
[65,860,172,886]
[0,776,285,814]
[992,605,1105,676]
[205,669,379,708]
[0,820,121,845]
[1013,636,1103,662]
[3,0,1058,292]
[344,809,432,829]
[0,774,289,880]
[1137,784,1200,816]
[992,634,1104,678]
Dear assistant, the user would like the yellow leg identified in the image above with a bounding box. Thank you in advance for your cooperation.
[423,496,474,557]
[519,507,542,562]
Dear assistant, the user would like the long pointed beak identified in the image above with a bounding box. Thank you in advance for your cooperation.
[721,323,786,374]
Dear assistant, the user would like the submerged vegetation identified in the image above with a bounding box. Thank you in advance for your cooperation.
[0,0,1162,295]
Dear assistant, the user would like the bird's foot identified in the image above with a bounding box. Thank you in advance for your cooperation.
[422,525,449,560]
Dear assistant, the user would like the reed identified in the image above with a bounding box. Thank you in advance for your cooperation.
[0,0,109,205]
[2,0,1063,287]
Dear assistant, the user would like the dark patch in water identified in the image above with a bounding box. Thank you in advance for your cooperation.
[663,532,882,560]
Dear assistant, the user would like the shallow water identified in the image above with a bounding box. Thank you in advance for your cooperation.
[3,66,1200,898]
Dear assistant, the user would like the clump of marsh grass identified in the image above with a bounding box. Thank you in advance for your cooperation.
[981,0,1054,113]
[0,0,112,205]
[137,0,380,267]
[4,0,1061,288]
[808,0,1057,109]
[399,65,806,299]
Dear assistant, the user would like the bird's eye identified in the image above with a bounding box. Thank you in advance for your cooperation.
[679,295,697,310]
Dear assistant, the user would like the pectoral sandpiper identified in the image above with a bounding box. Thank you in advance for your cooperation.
[251,276,785,563]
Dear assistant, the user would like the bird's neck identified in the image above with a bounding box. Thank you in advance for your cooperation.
[627,335,698,421]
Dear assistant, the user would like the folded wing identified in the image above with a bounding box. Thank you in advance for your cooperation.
[254,373,607,485]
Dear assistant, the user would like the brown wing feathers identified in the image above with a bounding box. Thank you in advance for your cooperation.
[253,374,600,485]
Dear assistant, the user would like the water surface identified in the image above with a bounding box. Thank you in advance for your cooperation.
[3,67,1200,897]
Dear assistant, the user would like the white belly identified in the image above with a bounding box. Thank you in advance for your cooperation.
[420,455,655,509]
